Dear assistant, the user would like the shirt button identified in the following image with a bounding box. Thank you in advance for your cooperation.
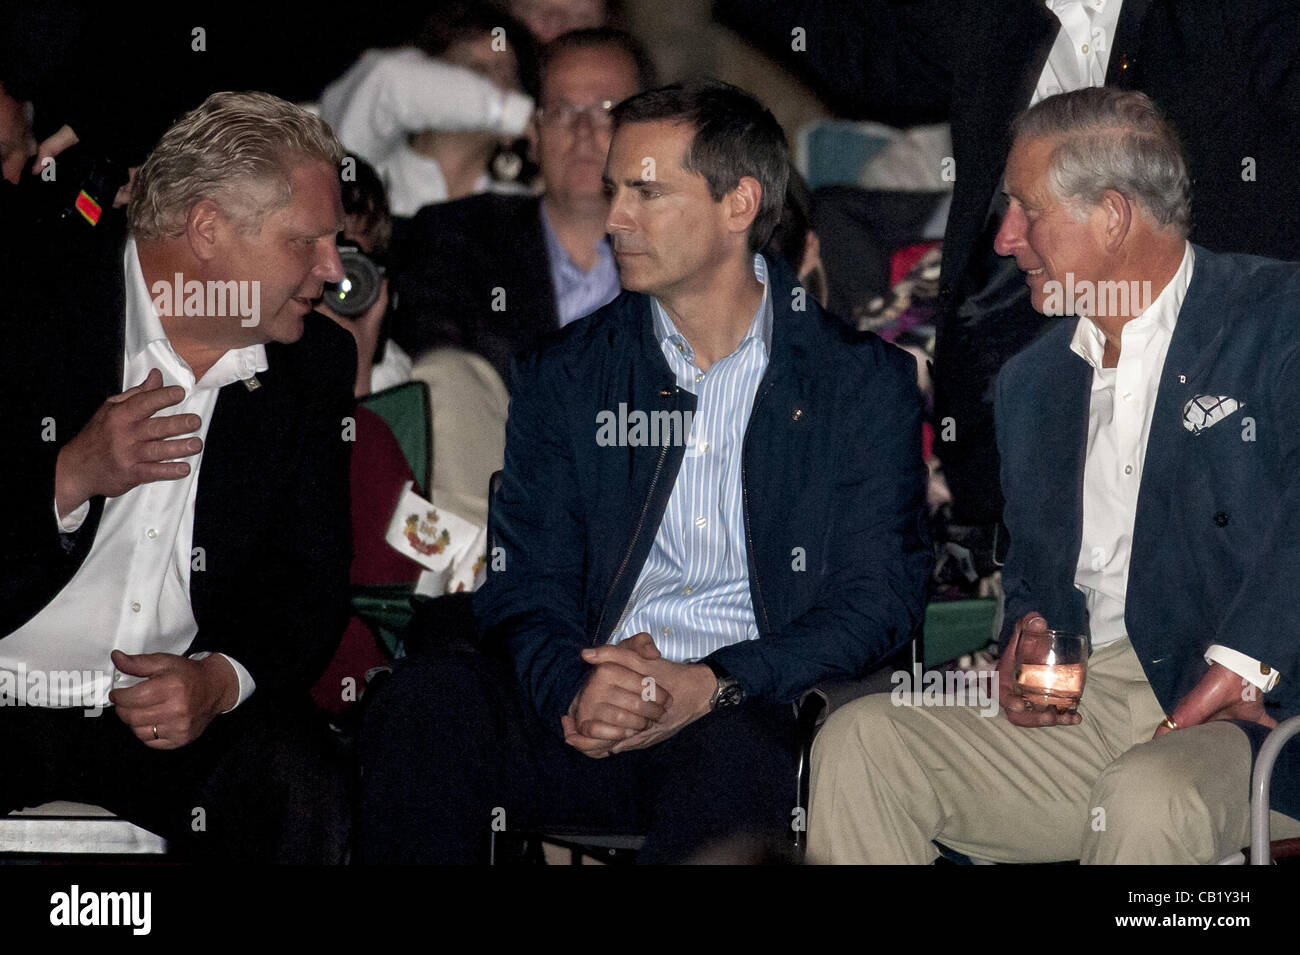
[130,601,141,613]
[660,626,671,636]
[146,528,158,540]
[1081,43,1089,54]
[676,343,685,353]
[1123,465,1133,475]
[695,516,707,527]
[700,442,710,452]
[1122,392,1133,402]
[695,372,704,383]
[683,586,694,595]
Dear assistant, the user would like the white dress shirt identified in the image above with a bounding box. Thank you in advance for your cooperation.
[2,240,260,709]
[1032,0,1123,105]
[1071,243,1278,691]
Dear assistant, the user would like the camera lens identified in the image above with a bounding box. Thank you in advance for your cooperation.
[324,246,383,316]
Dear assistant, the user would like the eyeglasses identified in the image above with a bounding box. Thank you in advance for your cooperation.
[537,99,616,130]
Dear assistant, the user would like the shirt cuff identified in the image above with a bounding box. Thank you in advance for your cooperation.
[188,651,256,711]
[55,497,90,533]
[1205,644,1281,693]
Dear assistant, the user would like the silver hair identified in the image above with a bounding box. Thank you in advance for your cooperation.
[129,91,345,240]
[1012,87,1191,236]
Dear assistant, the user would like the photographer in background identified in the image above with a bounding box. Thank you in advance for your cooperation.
[320,1,540,218]
[316,154,411,397]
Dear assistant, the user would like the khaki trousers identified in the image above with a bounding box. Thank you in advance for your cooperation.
[809,638,1300,863]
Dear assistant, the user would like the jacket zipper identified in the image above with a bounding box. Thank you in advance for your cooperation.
[594,402,675,645]
[742,377,777,635]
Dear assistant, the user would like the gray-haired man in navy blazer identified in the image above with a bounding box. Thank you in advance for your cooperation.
[812,87,1300,864]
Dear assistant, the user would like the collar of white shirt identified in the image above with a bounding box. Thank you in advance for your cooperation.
[1045,0,1109,13]
[124,237,268,391]
[1068,241,1195,372]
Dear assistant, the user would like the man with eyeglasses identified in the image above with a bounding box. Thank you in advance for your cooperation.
[391,27,657,385]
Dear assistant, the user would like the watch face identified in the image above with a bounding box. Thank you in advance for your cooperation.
[716,681,745,708]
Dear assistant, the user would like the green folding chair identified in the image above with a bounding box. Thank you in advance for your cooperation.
[358,379,433,495]
[351,380,434,657]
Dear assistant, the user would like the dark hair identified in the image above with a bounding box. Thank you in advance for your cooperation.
[416,1,540,99]
[611,80,789,253]
[540,27,658,93]
[764,168,828,306]
[339,152,392,254]
[765,167,812,270]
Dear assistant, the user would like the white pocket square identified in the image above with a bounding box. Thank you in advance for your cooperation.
[1183,394,1243,434]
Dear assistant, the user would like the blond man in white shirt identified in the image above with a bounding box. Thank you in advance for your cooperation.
[2,91,357,862]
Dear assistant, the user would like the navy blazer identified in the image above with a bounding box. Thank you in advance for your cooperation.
[474,254,933,735]
[996,246,1300,816]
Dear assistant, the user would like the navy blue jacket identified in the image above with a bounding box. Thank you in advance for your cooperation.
[996,246,1300,817]
[474,255,932,736]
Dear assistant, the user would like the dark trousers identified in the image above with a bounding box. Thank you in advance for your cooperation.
[0,694,350,863]
[358,645,799,864]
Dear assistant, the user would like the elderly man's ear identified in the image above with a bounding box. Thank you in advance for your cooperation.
[1098,187,1134,253]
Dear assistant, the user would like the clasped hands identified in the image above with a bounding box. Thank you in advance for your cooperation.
[1001,611,1278,737]
[562,632,717,759]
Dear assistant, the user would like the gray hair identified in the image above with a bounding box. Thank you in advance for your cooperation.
[1012,87,1190,236]
[129,91,345,240]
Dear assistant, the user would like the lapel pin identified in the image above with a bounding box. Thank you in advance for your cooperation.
[1178,375,1186,384]
[792,408,803,420]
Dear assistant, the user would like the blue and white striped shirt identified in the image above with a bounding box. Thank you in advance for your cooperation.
[540,201,621,328]
[610,255,773,662]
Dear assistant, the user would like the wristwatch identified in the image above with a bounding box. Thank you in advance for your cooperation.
[704,659,746,710]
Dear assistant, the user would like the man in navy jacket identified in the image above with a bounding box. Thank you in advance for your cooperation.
[811,88,1300,864]
[359,81,930,863]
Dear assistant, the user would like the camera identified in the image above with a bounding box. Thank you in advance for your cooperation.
[323,241,385,317]
[2,143,127,229]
